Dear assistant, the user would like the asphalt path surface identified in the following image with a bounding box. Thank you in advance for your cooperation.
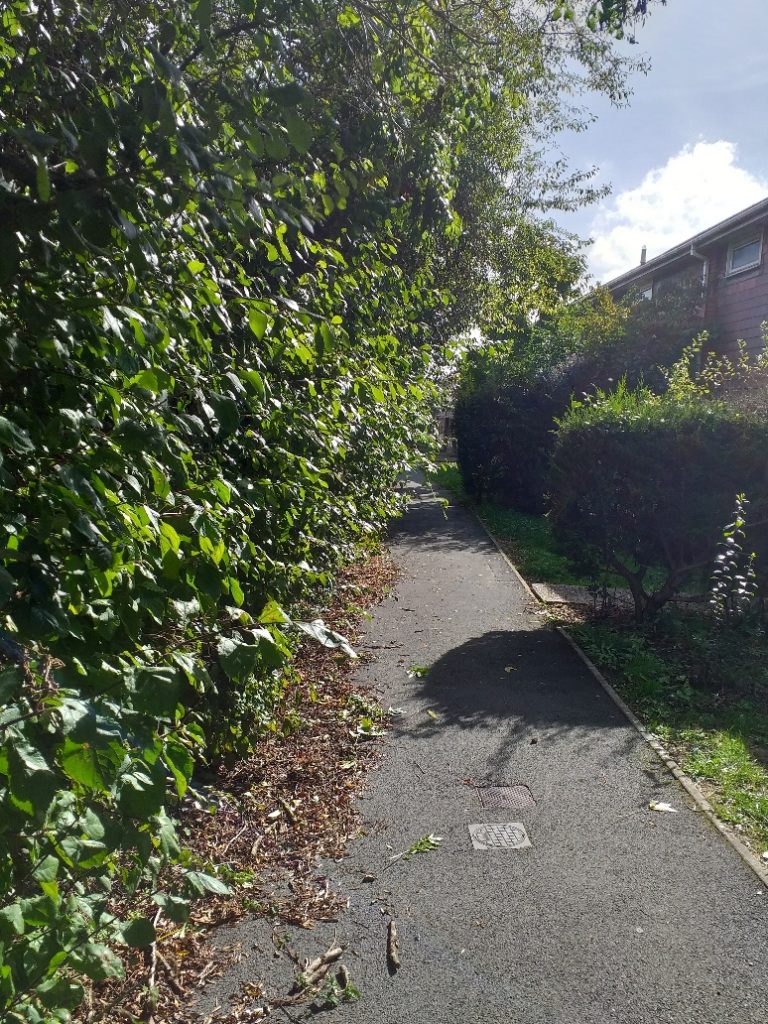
[202,478,768,1023]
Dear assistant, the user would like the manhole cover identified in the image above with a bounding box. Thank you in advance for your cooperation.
[469,823,532,850]
[477,785,535,809]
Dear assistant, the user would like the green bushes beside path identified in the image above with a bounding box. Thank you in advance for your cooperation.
[454,282,703,513]
[551,383,768,621]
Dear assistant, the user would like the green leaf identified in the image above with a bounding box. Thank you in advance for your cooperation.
[216,635,262,683]
[40,878,59,903]
[155,808,180,859]
[164,740,194,799]
[33,855,59,883]
[241,369,266,397]
[227,575,244,605]
[184,870,229,897]
[117,767,166,819]
[120,917,156,948]
[0,903,25,939]
[12,742,52,775]
[208,392,240,435]
[0,666,22,702]
[259,599,290,625]
[294,619,357,659]
[59,739,107,791]
[217,630,288,682]
[35,155,51,201]
[36,976,85,1011]
[153,892,190,924]
[70,942,125,982]
[0,963,14,1002]
[285,112,312,154]
[135,666,180,719]
[248,308,270,339]
[131,368,161,392]
[0,415,34,453]
[337,6,361,27]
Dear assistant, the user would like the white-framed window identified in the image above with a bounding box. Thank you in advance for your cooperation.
[726,235,762,276]
[640,283,653,300]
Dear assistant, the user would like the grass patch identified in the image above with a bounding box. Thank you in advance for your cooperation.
[478,503,591,585]
[571,620,768,854]
[428,462,467,502]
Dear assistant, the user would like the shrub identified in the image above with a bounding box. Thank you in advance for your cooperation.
[550,382,768,620]
[709,494,760,627]
[455,350,567,512]
[0,3,445,1018]
[567,278,704,395]
[454,283,702,514]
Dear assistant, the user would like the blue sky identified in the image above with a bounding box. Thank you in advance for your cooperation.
[555,0,768,284]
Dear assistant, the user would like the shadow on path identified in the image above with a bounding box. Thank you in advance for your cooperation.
[387,491,492,556]
[397,627,640,782]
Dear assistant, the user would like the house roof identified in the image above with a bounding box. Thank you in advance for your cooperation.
[601,195,768,293]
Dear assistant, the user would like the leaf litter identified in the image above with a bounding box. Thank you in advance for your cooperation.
[649,799,678,813]
[75,554,398,1023]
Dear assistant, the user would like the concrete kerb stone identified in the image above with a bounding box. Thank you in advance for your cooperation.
[451,489,768,886]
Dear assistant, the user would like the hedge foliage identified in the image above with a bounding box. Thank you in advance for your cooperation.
[0,2,459,1018]
[455,339,570,512]
[454,281,706,511]
[0,0,651,1018]
[550,381,768,620]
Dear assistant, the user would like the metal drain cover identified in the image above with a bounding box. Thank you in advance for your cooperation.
[477,785,535,809]
[469,823,532,850]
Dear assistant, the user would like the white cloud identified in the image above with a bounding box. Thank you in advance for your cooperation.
[587,141,768,283]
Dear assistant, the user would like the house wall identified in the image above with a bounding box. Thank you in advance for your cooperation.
[706,236,768,356]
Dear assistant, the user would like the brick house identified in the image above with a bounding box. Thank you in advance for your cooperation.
[603,197,768,356]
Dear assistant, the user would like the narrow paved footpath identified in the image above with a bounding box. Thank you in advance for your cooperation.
[210,479,768,1023]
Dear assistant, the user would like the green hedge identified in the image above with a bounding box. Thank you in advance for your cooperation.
[549,384,768,619]
[0,0,660,1015]
[455,358,567,513]
[0,3,447,1018]
[454,283,704,514]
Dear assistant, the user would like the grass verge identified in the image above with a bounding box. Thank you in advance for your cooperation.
[571,620,768,856]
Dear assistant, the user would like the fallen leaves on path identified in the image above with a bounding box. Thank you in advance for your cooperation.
[77,554,398,1024]
[386,921,401,972]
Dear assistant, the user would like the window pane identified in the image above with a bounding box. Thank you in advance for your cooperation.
[731,239,761,271]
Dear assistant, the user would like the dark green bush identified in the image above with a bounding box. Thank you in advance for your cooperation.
[454,283,703,514]
[550,383,768,620]
[455,350,567,512]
